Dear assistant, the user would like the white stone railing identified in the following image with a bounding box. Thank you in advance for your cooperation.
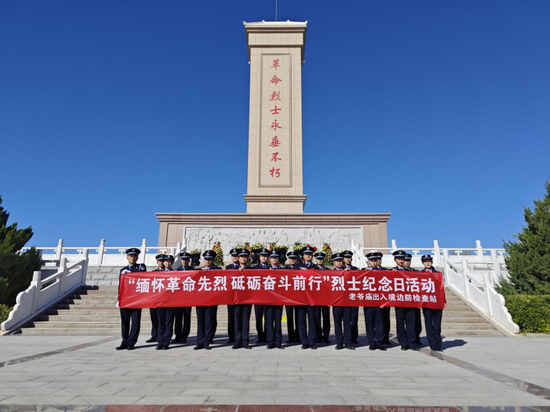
[444,258,519,335]
[21,238,184,268]
[1,253,89,334]
[359,239,507,274]
[355,239,518,335]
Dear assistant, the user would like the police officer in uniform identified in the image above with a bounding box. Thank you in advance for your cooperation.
[373,252,392,344]
[299,245,319,349]
[233,248,253,349]
[392,250,418,351]
[225,248,240,344]
[364,252,386,351]
[116,248,147,350]
[253,247,270,343]
[332,253,354,350]
[343,250,360,344]
[265,251,284,349]
[286,250,310,349]
[314,251,331,344]
[146,254,165,344]
[194,250,221,350]
[156,255,176,350]
[172,251,194,344]
[284,251,300,343]
[404,253,422,346]
[420,255,444,351]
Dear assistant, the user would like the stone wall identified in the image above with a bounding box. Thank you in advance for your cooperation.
[184,226,364,255]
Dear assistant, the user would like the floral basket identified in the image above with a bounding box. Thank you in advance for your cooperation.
[212,242,224,267]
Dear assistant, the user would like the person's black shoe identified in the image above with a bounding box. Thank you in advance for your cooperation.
[410,346,419,351]
[335,344,344,350]
[162,346,169,350]
[127,345,135,351]
[243,344,252,349]
[115,344,128,350]
[276,344,284,349]
[401,346,408,351]
[437,346,443,351]
[301,344,310,350]
[146,338,157,343]
[377,344,387,351]
[323,339,331,344]
[156,345,162,350]
[369,344,376,350]
[345,345,355,350]
[383,339,390,344]
[267,343,275,349]
[204,344,211,350]
[171,339,181,344]
[232,344,242,350]
[416,339,422,345]
[193,344,204,350]
[352,340,359,344]
[310,345,317,350]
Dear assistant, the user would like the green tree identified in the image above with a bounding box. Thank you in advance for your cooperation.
[497,180,550,295]
[0,196,42,305]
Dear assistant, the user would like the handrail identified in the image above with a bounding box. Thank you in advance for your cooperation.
[442,255,518,335]
[1,251,89,334]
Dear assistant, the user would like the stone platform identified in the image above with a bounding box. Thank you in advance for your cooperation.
[1,335,549,408]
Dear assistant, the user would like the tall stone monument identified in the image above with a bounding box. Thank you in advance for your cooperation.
[156,21,390,259]
[243,21,307,214]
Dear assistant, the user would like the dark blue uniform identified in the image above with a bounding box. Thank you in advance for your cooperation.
[148,267,162,343]
[394,266,418,350]
[118,263,147,349]
[345,264,360,344]
[233,264,253,349]
[421,266,444,351]
[298,261,320,347]
[225,262,240,343]
[364,266,386,348]
[405,266,423,345]
[265,264,284,348]
[156,268,176,350]
[172,265,194,343]
[332,267,353,349]
[284,263,302,344]
[253,262,269,343]
[195,264,221,349]
[314,264,331,344]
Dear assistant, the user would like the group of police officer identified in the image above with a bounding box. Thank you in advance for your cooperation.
[116,246,444,353]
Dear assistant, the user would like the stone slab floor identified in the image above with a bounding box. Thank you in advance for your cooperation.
[0,334,549,411]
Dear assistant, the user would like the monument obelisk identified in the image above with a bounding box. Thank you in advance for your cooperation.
[156,21,390,261]
[243,21,307,214]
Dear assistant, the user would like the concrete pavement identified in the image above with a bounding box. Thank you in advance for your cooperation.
[0,334,549,409]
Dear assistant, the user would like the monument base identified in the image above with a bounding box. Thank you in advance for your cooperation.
[157,213,390,263]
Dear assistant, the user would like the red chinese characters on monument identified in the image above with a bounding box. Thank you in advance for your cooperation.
[269,136,281,147]
[270,91,281,101]
[267,58,284,180]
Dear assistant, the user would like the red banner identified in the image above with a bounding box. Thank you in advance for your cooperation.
[119,270,445,309]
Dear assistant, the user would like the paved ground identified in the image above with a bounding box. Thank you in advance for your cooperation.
[0,334,550,410]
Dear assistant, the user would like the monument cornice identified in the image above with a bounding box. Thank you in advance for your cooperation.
[156,213,391,225]
[243,20,307,64]
[243,195,307,204]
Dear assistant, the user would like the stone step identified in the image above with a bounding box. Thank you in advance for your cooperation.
[19,285,504,336]
[21,328,120,336]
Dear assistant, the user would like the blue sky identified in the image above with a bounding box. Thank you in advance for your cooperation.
[1,0,549,249]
